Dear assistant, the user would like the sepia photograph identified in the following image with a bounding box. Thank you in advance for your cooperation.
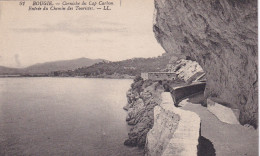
[0,0,258,155]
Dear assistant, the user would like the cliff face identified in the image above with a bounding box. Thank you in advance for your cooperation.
[124,78,164,147]
[166,59,204,82]
[153,0,258,127]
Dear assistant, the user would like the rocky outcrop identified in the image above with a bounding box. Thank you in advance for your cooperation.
[124,74,202,148]
[153,0,258,127]
[124,78,164,147]
[166,59,204,83]
[145,93,200,156]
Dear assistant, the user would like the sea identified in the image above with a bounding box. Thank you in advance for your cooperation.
[0,77,143,156]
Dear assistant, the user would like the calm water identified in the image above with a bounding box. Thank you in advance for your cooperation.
[0,78,143,156]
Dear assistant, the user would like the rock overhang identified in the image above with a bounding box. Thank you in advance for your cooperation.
[153,0,258,127]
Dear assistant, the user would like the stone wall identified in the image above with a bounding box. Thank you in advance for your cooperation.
[141,72,177,81]
[172,82,206,104]
[145,92,200,156]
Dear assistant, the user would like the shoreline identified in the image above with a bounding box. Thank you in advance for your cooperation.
[0,75,135,80]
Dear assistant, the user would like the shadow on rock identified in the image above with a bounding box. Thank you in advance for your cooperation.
[187,91,207,107]
[197,136,216,156]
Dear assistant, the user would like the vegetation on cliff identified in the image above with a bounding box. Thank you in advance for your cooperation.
[52,53,175,78]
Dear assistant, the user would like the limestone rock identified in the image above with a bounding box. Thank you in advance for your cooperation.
[153,0,258,127]
[167,59,204,82]
[145,106,180,156]
[145,93,201,156]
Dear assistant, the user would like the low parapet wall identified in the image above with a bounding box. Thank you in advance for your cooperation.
[145,92,201,156]
[171,82,206,104]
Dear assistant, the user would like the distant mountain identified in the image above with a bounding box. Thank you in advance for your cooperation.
[23,57,105,74]
[0,66,21,75]
[0,57,105,75]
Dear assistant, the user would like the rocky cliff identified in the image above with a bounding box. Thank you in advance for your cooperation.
[153,0,258,127]
[124,76,188,148]
[166,59,204,83]
[124,77,164,147]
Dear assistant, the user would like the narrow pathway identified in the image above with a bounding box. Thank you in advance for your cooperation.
[179,97,258,156]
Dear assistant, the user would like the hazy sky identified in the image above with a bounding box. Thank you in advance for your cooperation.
[0,0,165,68]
